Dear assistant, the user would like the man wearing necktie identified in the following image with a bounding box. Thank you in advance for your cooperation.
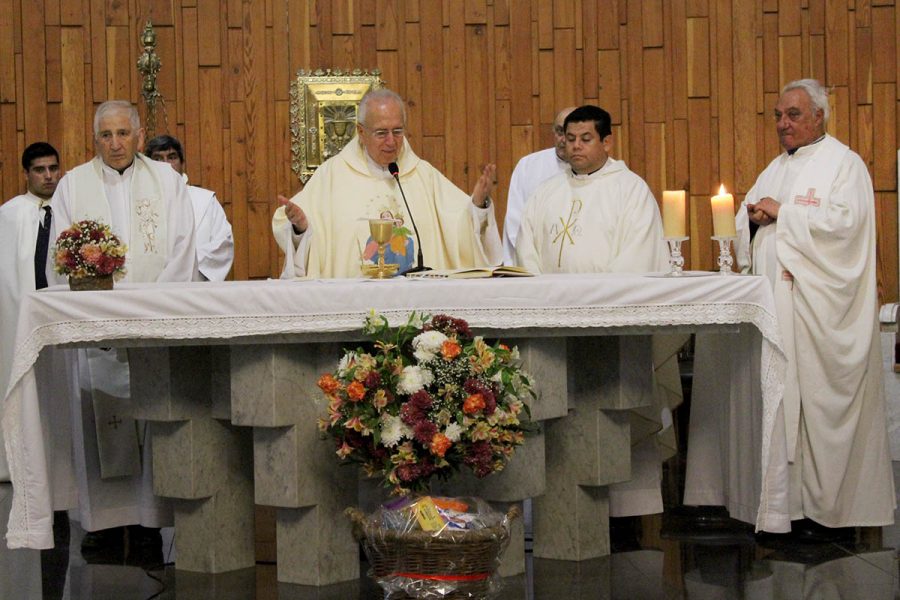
[0,142,62,481]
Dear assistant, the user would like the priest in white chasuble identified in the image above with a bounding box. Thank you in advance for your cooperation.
[49,101,198,550]
[735,79,894,531]
[514,106,668,274]
[272,88,502,278]
[515,104,679,519]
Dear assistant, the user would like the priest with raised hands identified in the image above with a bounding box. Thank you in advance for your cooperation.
[733,79,894,536]
[272,88,502,278]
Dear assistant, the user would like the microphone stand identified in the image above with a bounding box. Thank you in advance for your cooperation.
[388,162,431,274]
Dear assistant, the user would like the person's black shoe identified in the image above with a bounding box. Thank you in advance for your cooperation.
[790,518,855,544]
[81,526,125,564]
[124,525,164,568]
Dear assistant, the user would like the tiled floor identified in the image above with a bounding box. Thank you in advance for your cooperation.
[2,460,898,600]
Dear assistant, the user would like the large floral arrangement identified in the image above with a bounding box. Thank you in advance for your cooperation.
[319,312,534,494]
[54,219,127,279]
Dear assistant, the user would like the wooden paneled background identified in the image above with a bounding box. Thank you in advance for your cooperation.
[0,0,897,301]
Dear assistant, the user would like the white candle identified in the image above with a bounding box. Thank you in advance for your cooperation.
[662,190,686,238]
[711,184,736,238]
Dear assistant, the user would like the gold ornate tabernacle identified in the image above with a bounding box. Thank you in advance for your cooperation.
[290,68,383,184]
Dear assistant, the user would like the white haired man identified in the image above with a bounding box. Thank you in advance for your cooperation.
[733,79,894,537]
[50,100,198,561]
[272,88,502,277]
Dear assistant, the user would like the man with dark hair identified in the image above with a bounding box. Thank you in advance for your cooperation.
[515,105,665,273]
[145,134,234,281]
[515,104,673,523]
[0,142,63,473]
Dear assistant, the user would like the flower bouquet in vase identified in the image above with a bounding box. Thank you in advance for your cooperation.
[54,219,127,290]
[319,312,535,599]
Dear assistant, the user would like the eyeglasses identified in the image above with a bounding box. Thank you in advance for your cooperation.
[773,109,805,123]
[364,127,405,140]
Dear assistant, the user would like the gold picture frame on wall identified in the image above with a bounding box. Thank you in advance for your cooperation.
[290,68,384,184]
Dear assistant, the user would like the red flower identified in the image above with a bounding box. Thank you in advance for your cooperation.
[413,420,437,445]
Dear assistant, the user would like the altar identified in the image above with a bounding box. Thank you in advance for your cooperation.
[1,273,786,585]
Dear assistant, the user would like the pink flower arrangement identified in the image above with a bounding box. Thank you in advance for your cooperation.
[54,219,127,279]
[318,312,535,495]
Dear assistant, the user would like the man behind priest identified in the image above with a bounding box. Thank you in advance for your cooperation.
[733,79,894,535]
[502,106,575,264]
[272,88,502,277]
[514,104,677,522]
[145,134,235,281]
[51,100,198,561]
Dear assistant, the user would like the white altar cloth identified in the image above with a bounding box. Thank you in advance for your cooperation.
[2,273,786,548]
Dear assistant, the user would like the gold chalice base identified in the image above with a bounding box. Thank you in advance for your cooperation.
[361,262,400,279]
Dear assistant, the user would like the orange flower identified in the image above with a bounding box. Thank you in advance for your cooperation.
[499,343,509,351]
[463,393,486,415]
[430,433,452,457]
[441,340,462,360]
[318,374,341,395]
[347,381,366,401]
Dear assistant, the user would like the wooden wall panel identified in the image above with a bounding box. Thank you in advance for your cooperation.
[0,0,896,302]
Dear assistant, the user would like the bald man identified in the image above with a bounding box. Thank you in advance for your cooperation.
[502,106,576,264]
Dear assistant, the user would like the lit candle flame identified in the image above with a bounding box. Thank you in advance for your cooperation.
[718,183,726,195]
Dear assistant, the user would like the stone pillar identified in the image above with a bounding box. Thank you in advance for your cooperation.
[532,335,654,560]
[229,343,358,586]
[130,346,256,573]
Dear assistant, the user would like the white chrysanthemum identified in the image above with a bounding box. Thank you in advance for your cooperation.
[444,422,463,442]
[380,414,412,447]
[397,365,434,394]
[412,330,448,362]
[336,351,357,377]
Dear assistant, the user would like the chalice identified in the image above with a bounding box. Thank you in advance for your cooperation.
[363,218,400,279]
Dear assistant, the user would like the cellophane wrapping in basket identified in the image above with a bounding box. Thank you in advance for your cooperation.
[349,496,516,599]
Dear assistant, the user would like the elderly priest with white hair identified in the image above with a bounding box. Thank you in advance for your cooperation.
[272,88,502,277]
[50,100,197,560]
[730,79,895,536]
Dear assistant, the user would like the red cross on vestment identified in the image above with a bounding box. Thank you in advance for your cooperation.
[794,188,821,207]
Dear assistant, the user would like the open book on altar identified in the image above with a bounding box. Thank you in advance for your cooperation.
[405,265,534,279]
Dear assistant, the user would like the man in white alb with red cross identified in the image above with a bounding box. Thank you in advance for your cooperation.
[734,78,895,536]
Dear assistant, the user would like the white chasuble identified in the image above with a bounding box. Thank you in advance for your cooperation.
[272,138,502,278]
[515,158,668,274]
[736,134,894,527]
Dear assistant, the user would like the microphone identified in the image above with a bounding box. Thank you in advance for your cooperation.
[389,161,430,274]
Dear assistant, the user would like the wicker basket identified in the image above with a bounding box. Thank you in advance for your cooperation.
[347,505,520,599]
